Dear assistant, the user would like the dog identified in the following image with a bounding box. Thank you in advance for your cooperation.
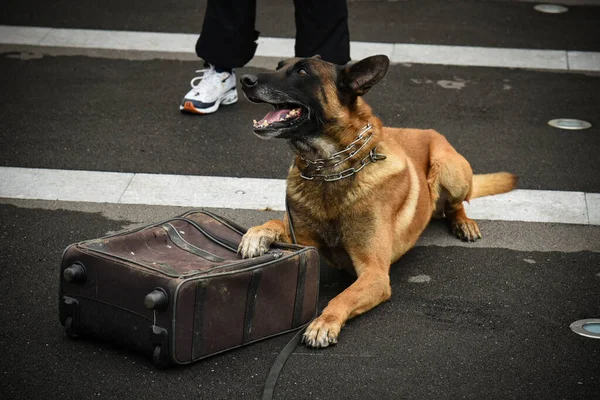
[238,55,517,348]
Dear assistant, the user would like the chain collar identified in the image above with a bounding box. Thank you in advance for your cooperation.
[299,123,387,181]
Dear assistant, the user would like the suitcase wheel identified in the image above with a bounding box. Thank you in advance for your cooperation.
[152,345,168,369]
[63,263,87,283]
[144,288,168,311]
[64,316,79,339]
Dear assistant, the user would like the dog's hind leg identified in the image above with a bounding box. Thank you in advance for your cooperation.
[444,197,481,241]
[428,138,481,242]
[303,236,393,348]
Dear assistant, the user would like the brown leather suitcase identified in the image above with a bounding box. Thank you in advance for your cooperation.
[58,210,319,367]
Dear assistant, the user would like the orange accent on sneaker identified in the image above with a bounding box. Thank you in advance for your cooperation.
[183,101,205,114]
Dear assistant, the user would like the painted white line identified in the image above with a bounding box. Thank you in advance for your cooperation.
[0,166,134,203]
[255,37,295,58]
[119,173,286,210]
[464,189,588,225]
[0,25,51,46]
[392,44,568,70]
[0,166,598,226]
[352,42,394,61]
[586,193,600,225]
[40,28,197,53]
[567,51,600,72]
[1,25,599,72]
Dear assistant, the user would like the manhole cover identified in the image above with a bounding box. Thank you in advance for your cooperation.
[548,119,592,130]
[570,319,600,339]
[534,4,568,13]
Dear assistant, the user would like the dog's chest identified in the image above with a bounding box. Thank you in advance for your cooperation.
[301,215,344,248]
[288,176,374,249]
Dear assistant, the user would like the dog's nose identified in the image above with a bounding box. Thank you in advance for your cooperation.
[241,74,258,87]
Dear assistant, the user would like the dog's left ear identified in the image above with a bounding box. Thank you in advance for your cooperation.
[340,55,390,96]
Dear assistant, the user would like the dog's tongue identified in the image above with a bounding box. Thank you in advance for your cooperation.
[254,108,302,128]
[257,109,290,125]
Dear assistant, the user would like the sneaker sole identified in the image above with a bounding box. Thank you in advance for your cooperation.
[180,90,238,115]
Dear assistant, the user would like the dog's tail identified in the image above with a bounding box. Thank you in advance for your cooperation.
[470,172,518,199]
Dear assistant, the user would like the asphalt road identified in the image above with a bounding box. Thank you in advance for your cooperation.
[1,55,598,191]
[1,1,599,399]
[1,202,599,399]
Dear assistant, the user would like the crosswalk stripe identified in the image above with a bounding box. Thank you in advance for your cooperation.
[1,166,598,225]
[1,25,599,71]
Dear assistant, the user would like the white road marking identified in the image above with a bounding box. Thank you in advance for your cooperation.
[0,167,134,203]
[1,25,599,72]
[120,173,286,210]
[408,275,432,283]
[464,190,590,225]
[586,193,600,225]
[0,166,598,226]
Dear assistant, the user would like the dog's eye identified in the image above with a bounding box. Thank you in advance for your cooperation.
[297,68,308,76]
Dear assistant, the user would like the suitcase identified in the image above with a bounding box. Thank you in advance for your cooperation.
[58,210,320,367]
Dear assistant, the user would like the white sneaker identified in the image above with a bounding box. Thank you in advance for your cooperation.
[180,65,238,114]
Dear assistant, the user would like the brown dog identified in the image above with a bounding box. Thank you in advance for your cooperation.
[238,55,517,348]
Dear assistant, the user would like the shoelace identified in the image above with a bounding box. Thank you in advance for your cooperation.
[189,66,224,96]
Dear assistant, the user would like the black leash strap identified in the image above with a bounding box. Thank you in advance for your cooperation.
[260,197,305,400]
[286,197,298,245]
[260,328,305,400]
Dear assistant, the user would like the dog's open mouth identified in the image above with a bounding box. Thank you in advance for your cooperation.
[252,104,307,135]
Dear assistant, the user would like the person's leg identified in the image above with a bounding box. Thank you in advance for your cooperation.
[195,0,259,69]
[182,0,258,114]
[293,0,351,65]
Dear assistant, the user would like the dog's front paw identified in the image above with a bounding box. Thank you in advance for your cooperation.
[238,227,276,258]
[451,217,482,242]
[302,314,342,348]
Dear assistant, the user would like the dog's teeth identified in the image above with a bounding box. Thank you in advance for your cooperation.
[253,119,257,125]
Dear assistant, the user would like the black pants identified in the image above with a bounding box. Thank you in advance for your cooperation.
[195,0,351,68]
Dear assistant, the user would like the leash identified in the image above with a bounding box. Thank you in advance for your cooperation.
[260,197,306,400]
[261,328,305,400]
[286,198,298,245]
[262,126,385,397]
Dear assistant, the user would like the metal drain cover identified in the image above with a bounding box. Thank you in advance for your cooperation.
[534,4,568,13]
[570,319,600,339]
[548,119,592,130]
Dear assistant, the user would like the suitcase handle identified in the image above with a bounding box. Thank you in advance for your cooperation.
[176,216,241,253]
[161,223,227,263]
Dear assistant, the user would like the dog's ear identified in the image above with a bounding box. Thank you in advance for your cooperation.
[276,59,287,70]
[340,55,390,96]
